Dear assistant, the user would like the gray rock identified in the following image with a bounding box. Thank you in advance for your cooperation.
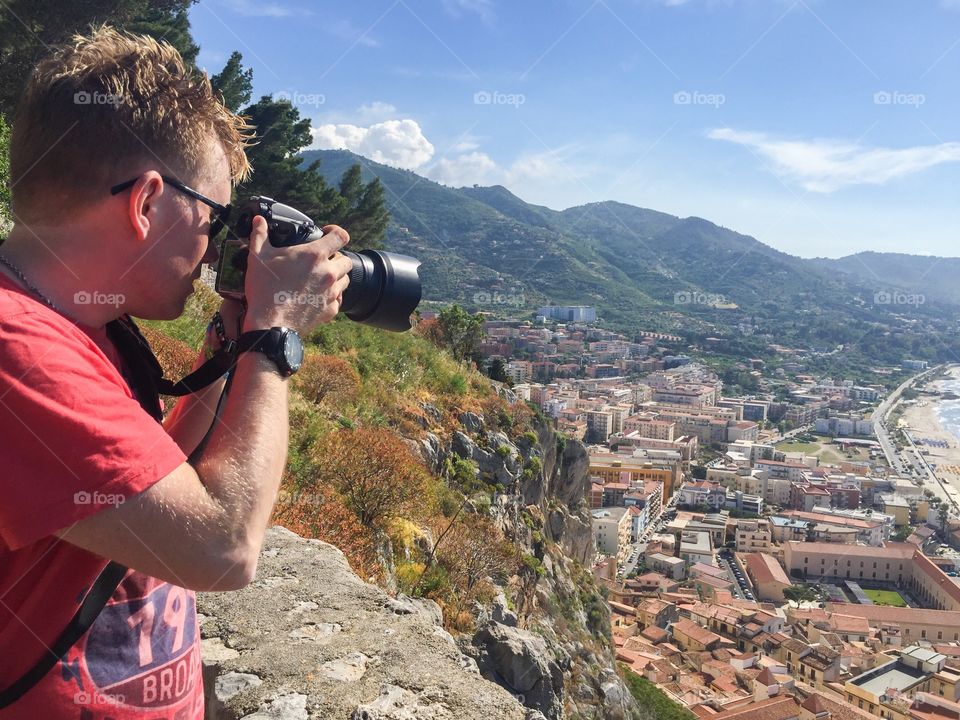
[321,652,370,682]
[199,527,525,720]
[459,411,484,434]
[216,672,263,702]
[465,621,565,720]
[240,692,309,720]
[420,402,442,425]
[491,592,518,628]
[351,683,453,719]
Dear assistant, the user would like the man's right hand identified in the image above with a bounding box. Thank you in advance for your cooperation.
[242,215,352,333]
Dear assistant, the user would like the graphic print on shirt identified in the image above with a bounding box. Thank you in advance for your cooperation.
[63,579,200,711]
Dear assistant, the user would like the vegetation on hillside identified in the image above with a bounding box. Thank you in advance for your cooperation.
[620,667,696,720]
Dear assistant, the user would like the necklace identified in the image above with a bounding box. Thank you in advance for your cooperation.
[0,253,62,314]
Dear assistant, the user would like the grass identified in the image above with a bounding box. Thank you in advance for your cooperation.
[775,441,820,453]
[863,588,908,607]
[620,667,696,720]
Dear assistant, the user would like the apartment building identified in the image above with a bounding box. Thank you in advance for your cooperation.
[736,519,773,552]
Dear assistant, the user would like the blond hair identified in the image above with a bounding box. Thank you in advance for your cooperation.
[10,25,253,223]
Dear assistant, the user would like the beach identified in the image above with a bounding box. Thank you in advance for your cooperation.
[899,365,960,488]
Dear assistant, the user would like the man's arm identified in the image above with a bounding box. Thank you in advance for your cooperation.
[56,218,353,591]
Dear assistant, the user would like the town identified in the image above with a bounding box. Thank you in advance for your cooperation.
[484,305,958,720]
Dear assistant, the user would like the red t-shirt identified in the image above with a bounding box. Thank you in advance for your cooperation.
[0,273,203,718]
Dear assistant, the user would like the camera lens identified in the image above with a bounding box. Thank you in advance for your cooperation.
[339,250,422,332]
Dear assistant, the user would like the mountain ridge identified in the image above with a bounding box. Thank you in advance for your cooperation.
[300,149,960,368]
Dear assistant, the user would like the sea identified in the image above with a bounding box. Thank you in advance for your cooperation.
[936,375,960,442]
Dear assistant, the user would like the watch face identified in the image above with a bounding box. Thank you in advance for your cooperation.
[283,330,304,374]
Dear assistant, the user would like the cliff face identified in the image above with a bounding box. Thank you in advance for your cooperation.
[421,399,641,720]
[199,394,639,720]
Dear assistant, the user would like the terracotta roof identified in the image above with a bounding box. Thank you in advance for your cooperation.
[808,694,876,720]
[824,602,960,627]
[801,695,827,713]
[828,613,871,635]
[673,618,722,647]
[745,552,791,586]
[915,552,960,604]
[641,625,669,643]
[783,510,881,529]
[781,637,811,655]
[756,667,778,685]
[784,540,916,559]
[710,696,799,720]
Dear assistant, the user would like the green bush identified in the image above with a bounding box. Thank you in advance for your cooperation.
[621,668,696,720]
[522,553,545,578]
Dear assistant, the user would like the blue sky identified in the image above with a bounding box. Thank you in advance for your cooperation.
[190,1,960,259]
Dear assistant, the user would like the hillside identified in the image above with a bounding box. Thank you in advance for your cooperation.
[812,251,960,307]
[301,149,960,370]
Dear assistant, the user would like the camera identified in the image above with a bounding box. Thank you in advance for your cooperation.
[215,196,422,332]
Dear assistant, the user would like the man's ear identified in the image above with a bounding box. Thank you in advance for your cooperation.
[126,171,164,243]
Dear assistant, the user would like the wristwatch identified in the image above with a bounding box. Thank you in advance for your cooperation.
[236,327,304,377]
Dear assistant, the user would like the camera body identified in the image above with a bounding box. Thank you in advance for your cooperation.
[215,196,421,332]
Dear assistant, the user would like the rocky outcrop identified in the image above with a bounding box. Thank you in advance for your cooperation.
[431,410,641,720]
[462,621,567,720]
[198,526,530,720]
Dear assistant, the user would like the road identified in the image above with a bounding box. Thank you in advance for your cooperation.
[874,364,958,511]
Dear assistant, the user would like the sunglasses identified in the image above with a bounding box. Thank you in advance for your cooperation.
[110,175,231,241]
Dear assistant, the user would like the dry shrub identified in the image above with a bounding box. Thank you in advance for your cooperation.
[273,480,381,581]
[140,325,196,381]
[293,353,360,406]
[432,514,516,618]
[310,427,432,529]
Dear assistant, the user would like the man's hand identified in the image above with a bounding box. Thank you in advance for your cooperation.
[217,297,245,341]
[242,216,352,333]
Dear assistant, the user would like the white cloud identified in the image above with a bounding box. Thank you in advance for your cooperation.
[442,0,495,23]
[327,19,380,47]
[310,119,435,170]
[355,102,397,123]
[429,152,499,186]
[424,145,589,193]
[217,0,298,17]
[708,128,960,192]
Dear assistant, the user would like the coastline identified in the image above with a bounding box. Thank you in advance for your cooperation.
[899,365,960,487]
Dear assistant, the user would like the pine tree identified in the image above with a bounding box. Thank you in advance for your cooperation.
[210,51,253,112]
[0,0,197,119]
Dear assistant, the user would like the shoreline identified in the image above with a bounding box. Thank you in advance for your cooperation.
[899,366,960,488]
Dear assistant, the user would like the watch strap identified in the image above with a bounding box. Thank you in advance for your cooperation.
[237,328,283,355]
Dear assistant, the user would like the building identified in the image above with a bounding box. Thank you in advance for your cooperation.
[756,459,810,483]
[680,480,727,510]
[588,450,683,501]
[783,541,914,584]
[647,552,686,580]
[622,416,676,441]
[845,646,955,717]
[585,410,614,443]
[679,530,714,567]
[671,617,721,652]
[781,510,885,547]
[538,305,597,322]
[591,507,631,560]
[736,519,773,553]
[744,552,792,603]
[881,494,913,527]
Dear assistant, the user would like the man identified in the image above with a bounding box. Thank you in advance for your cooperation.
[0,27,352,717]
